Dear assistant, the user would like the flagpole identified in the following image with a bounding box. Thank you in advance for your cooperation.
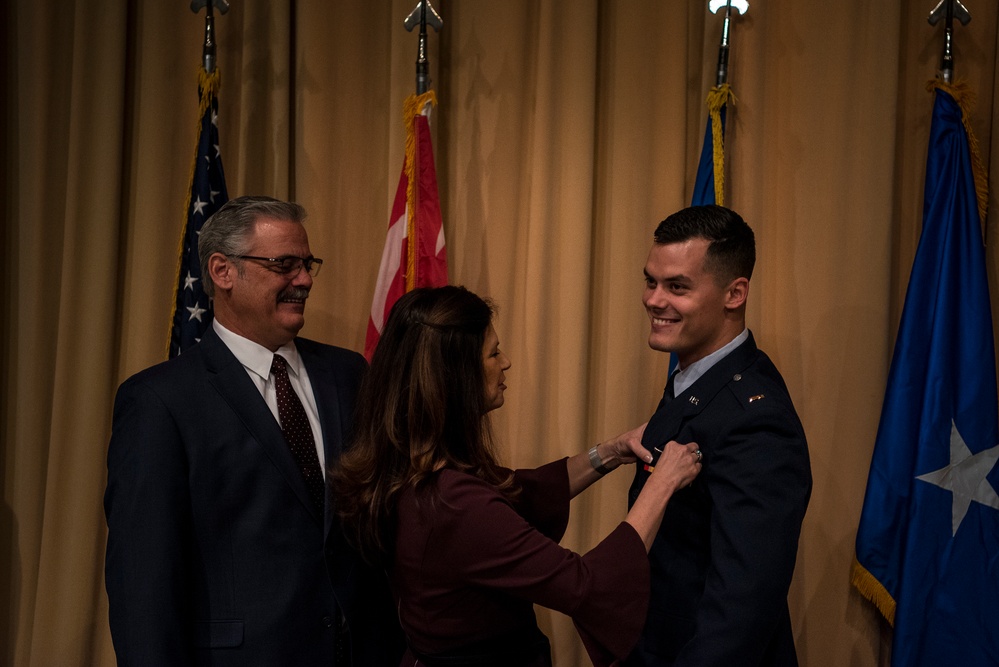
[201,0,217,74]
[700,0,746,209]
[404,0,443,94]
[927,0,971,84]
[715,1,733,85]
[190,0,230,75]
[709,0,748,86]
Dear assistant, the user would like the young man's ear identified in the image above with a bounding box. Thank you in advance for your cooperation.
[725,277,750,310]
[207,253,234,293]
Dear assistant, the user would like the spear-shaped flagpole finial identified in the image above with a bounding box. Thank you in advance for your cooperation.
[928,0,971,83]
[191,0,231,73]
[404,0,443,94]
[709,0,749,86]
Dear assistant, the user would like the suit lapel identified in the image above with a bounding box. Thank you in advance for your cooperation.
[645,333,760,445]
[201,329,323,525]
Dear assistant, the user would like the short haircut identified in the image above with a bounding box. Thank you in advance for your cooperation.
[197,195,307,296]
[653,204,756,283]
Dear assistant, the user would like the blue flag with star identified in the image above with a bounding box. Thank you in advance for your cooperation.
[169,68,229,357]
[853,85,999,666]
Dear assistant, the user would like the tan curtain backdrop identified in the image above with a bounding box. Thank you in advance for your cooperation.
[4,1,998,665]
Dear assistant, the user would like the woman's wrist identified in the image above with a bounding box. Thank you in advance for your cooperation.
[587,444,615,475]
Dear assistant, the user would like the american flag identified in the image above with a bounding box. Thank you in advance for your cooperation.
[168,68,229,358]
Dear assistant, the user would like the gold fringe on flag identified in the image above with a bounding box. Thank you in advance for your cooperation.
[706,83,736,207]
[928,79,989,226]
[402,90,438,290]
[166,66,222,358]
[850,557,896,626]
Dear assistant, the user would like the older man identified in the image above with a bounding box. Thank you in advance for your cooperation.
[105,196,402,666]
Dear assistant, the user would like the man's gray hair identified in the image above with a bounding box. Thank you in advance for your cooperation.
[198,196,307,297]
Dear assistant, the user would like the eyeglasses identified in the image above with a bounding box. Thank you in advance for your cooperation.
[231,254,324,277]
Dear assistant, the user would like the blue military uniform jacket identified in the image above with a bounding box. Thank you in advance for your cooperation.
[626,331,811,667]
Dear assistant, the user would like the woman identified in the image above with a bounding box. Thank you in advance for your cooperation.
[333,286,700,666]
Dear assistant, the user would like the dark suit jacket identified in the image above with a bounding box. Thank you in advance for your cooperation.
[104,327,403,667]
[625,332,811,667]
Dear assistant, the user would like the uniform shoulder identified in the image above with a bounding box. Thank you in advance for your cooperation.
[724,349,796,412]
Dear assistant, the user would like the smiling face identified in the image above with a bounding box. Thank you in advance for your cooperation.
[481,324,511,412]
[209,216,314,351]
[643,238,748,367]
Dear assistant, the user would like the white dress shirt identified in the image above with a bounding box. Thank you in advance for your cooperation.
[213,319,326,475]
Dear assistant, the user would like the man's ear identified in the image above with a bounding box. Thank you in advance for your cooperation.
[725,277,749,310]
[207,253,234,292]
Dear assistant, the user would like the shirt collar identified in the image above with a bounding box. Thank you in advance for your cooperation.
[672,328,749,397]
[213,319,302,381]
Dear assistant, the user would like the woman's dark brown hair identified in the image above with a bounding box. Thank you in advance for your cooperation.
[332,286,516,563]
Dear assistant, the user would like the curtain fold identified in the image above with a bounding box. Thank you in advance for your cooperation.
[4,1,999,665]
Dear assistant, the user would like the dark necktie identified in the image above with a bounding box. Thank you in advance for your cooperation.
[271,354,325,512]
[665,369,678,401]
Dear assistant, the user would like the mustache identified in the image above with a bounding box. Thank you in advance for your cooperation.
[278,287,310,302]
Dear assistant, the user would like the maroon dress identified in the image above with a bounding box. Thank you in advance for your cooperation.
[391,459,650,666]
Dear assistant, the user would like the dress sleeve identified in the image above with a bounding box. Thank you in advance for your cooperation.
[511,459,571,541]
[432,471,651,664]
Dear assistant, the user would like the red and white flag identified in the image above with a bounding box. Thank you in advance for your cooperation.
[365,91,449,361]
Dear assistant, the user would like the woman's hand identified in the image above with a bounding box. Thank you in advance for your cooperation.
[598,422,652,467]
[647,441,702,493]
[567,422,652,498]
[626,441,702,551]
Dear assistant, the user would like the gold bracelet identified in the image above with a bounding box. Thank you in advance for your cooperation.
[587,445,613,475]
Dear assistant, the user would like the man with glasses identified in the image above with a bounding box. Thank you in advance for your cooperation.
[105,196,403,666]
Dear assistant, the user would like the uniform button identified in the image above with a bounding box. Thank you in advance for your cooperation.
[323,616,333,628]
[733,374,742,381]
